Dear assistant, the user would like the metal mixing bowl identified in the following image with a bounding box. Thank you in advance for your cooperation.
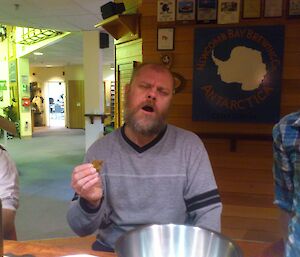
[115,224,243,257]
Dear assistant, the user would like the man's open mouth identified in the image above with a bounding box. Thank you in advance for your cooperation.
[142,105,154,112]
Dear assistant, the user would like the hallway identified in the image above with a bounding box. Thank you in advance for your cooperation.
[2,127,86,240]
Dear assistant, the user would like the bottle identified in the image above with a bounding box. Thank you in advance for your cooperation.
[0,199,2,257]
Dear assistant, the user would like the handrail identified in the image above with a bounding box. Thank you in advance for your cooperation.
[84,114,108,124]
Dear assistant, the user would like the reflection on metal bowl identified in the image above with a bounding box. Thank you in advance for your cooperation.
[115,224,243,257]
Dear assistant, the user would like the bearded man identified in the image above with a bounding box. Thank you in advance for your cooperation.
[67,63,222,251]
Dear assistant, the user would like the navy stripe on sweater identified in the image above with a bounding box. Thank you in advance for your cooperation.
[185,189,221,212]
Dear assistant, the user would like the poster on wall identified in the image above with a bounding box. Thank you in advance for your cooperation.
[192,25,284,123]
[242,0,261,19]
[287,0,300,18]
[0,81,7,91]
[176,0,196,22]
[157,0,176,22]
[217,0,241,24]
[0,81,6,102]
[264,0,283,17]
[197,0,217,23]
[8,60,17,83]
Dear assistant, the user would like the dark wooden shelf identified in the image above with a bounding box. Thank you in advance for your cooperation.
[95,14,139,40]
[84,114,108,124]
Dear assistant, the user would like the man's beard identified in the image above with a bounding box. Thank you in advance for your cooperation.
[125,103,167,137]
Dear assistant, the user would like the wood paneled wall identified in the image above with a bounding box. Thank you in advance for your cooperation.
[205,138,279,241]
[115,39,143,127]
[134,0,300,242]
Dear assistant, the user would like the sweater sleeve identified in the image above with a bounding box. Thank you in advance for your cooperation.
[184,136,222,232]
[0,148,19,211]
[66,186,111,237]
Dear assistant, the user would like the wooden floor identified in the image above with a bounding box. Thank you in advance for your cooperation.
[203,138,281,243]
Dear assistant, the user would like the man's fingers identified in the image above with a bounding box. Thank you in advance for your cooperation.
[81,176,101,192]
[73,163,93,173]
[72,164,96,182]
[73,172,97,188]
[71,163,103,201]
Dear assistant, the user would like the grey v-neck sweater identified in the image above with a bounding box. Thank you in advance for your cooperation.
[67,124,222,249]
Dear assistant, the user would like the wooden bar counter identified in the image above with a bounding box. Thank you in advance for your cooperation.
[3,236,283,257]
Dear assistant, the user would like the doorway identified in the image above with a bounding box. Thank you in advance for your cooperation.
[47,81,65,127]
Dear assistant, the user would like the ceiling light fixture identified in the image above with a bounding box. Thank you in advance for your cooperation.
[17,28,63,45]
[33,52,43,56]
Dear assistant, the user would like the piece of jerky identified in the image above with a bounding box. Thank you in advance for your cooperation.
[92,160,103,173]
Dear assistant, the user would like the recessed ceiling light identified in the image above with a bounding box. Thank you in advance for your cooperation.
[33,52,43,56]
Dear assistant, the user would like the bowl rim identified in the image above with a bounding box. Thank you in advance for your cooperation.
[115,223,243,256]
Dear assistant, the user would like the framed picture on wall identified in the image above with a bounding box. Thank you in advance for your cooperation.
[157,0,176,22]
[217,0,241,24]
[157,28,175,51]
[176,0,196,22]
[197,0,217,23]
[287,0,300,18]
[264,0,283,17]
[242,0,261,19]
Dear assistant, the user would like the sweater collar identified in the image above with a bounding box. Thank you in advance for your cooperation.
[121,124,167,153]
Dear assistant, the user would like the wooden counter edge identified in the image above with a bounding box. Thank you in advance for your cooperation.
[4,237,282,257]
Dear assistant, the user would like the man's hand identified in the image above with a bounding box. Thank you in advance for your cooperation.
[71,163,103,208]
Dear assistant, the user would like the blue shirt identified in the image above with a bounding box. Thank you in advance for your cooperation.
[273,111,300,257]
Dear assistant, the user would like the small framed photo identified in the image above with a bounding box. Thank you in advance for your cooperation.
[242,0,261,19]
[157,28,175,51]
[217,0,241,24]
[176,0,196,22]
[264,0,283,17]
[157,0,176,22]
[287,0,300,18]
[197,0,217,23]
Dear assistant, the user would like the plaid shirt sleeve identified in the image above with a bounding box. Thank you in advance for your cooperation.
[272,123,294,213]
